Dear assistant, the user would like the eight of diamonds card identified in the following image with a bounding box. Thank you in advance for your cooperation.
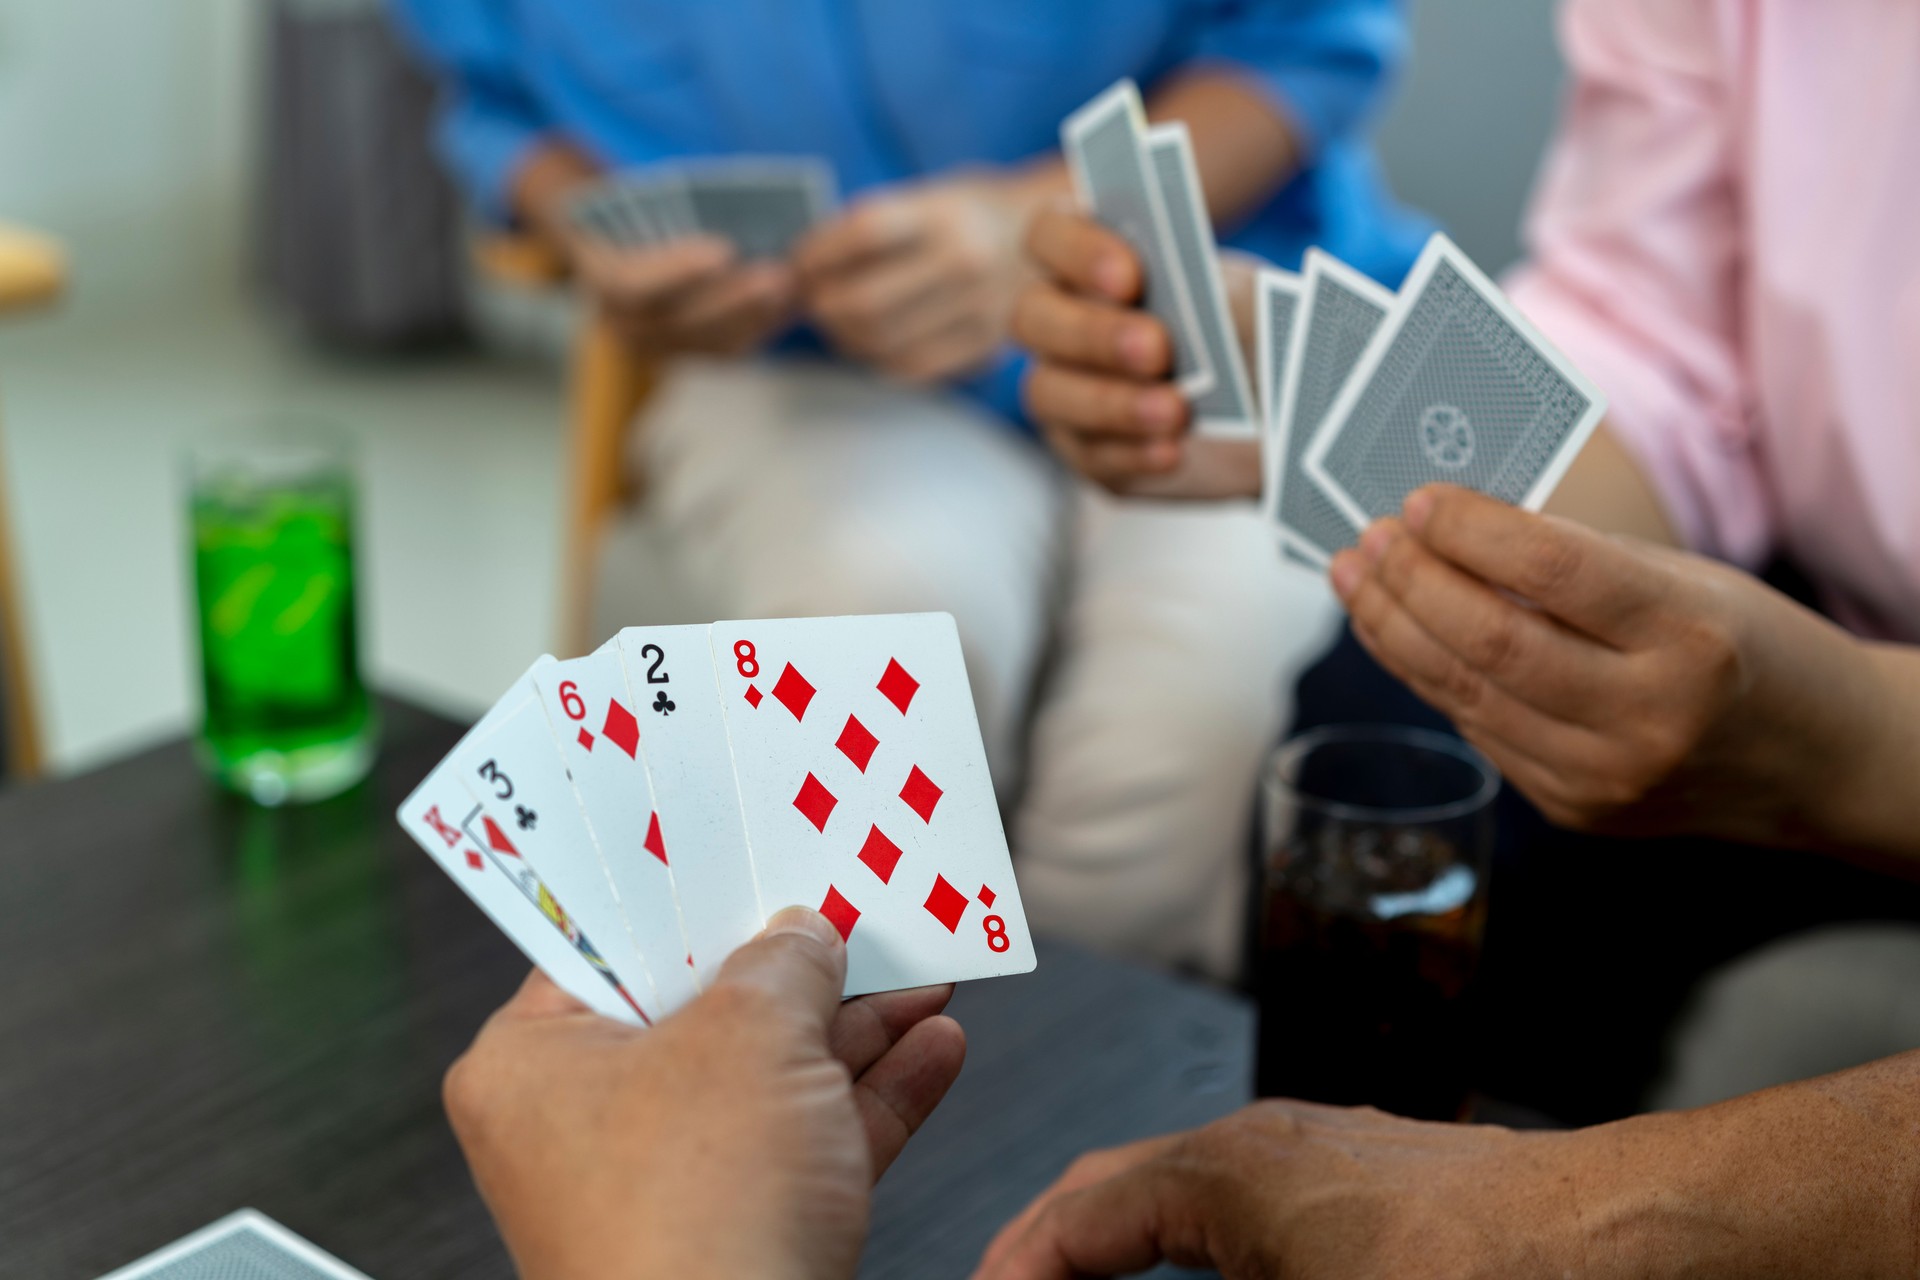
[1303,232,1608,530]
[708,613,1035,997]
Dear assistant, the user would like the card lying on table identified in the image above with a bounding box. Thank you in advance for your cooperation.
[98,1209,370,1280]
[398,613,1035,1021]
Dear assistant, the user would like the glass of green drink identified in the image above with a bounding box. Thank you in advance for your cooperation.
[189,434,376,805]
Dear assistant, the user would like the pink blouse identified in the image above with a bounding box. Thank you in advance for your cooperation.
[1505,0,1920,639]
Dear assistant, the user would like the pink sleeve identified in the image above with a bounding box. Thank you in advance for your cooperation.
[1504,0,1775,565]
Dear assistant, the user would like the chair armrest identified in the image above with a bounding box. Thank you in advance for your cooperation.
[0,225,66,316]
[471,231,570,290]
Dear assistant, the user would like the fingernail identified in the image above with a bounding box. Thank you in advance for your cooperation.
[1140,388,1183,430]
[1404,488,1434,532]
[1095,254,1130,298]
[1360,522,1394,564]
[765,906,842,947]
[1330,551,1362,601]
[1118,323,1157,372]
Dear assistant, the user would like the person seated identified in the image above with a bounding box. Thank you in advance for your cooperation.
[1012,0,1920,1118]
[389,0,1432,980]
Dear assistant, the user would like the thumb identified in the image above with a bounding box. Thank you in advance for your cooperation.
[708,906,849,1040]
[977,1160,1209,1280]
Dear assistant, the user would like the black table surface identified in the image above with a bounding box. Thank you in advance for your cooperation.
[1,697,1251,1279]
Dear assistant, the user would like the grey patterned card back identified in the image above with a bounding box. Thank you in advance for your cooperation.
[99,1210,371,1280]
[1146,124,1255,435]
[1063,81,1214,399]
[686,179,820,259]
[1304,234,1606,530]
[1255,271,1301,437]
[1272,252,1394,564]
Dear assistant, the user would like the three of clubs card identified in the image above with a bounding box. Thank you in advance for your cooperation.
[399,613,1034,1024]
[1255,232,1609,563]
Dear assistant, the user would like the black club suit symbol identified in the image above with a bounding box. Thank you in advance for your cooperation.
[652,691,676,716]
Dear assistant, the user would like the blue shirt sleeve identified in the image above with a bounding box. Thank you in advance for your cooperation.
[1186,0,1410,156]
[387,0,548,222]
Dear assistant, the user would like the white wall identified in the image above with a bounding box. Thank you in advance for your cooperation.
[0,0,259,312]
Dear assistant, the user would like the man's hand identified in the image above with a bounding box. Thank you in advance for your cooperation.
[1012,207,1261,499]
[512,140,798,359]
[573,235,799,358]
[977,1057,1920,1280]
[795,171,1059,384]
[445,907,966,1280]
[1330,484,1914,855]
[974,1101,1583,1279]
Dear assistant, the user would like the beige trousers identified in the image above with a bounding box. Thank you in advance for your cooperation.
[596,359,1340,978]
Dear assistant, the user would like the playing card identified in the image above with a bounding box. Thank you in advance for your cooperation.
[533,651,699,1012]
[708,613,1034,997]
[682,158,835,260]
[1268,249,1397,565]
[1253,267,1303,473]
[613,626,765,989]
[1145,122,1256,437]
[451,689,662,1016]
[97,1209,370,1280]
[397,666,650,1025]
[1304,233,1607,529]
[1063,80,1214,400]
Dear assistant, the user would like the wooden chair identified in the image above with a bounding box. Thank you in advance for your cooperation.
[0,224,67,779]
[472,234,660,653]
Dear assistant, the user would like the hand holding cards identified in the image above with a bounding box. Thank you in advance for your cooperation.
[399,614,1035,1024]
[568,156,838,260]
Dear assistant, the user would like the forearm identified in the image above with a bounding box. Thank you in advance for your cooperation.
[1145,69,1300,225]
[1544,422,1680,548]
[1558,1052,1920,1278]
[1799,640,1920,866]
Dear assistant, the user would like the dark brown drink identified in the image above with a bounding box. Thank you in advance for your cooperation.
[1255,822,1489,1120]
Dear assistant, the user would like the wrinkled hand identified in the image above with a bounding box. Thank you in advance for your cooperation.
[1330,484,1887,847]
[445,908,966,1280]
[973,1100,1582,1279]
[795,171,1052,384]
[1012,207,1261,498]
[568,233,799,358]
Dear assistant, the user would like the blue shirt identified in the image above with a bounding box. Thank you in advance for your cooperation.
[392,0,1432,425]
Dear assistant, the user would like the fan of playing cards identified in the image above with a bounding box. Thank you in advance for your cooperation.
[567,156,839,261]
[399,614,1034,1027]
[1063,80,1608,560]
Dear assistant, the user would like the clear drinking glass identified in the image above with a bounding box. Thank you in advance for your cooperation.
[189,433,376,805]
[1256,725,1499,1120]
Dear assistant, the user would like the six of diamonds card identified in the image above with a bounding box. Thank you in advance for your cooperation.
[398,613,1034,1017]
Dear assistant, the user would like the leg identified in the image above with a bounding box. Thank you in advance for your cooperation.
[1012,487,1343,981]
[594,357,1067,795]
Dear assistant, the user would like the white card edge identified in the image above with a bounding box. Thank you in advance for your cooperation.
[1254,268,1303,525]
[1145,122,1257,438]
[96,1209,373,1280]
[1060,80,1216,401]
[1278,248,1397,548]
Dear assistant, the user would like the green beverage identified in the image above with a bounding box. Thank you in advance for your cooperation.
[191,441,375,804]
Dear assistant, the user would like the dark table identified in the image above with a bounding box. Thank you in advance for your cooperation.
[0,697,1251,1278]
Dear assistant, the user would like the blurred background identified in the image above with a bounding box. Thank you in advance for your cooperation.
[0,0,1562,776]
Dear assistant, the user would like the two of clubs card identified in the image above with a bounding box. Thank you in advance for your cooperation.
[1255,235,1609,567]
[398,613,1036,1027]
[567,155,839,261]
